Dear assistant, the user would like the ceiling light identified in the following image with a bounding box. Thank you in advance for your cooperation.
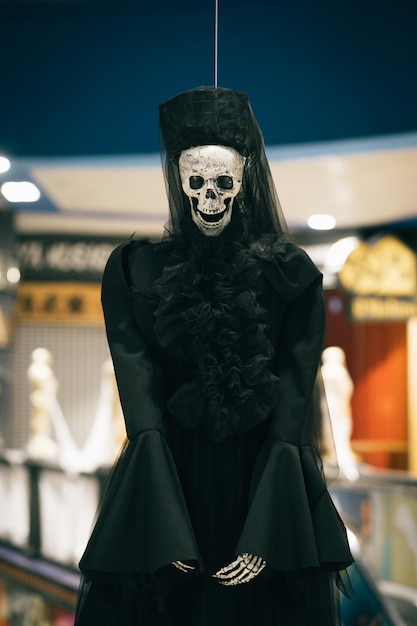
[307,213,336,230]
[0,156,11,173]
[325,236,361,274]
[1,181,41,203]
[7,266,21,284]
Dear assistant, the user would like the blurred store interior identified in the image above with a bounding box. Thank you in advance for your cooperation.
[0,0,417,624]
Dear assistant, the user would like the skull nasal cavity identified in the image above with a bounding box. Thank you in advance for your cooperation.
[206,189,216,199]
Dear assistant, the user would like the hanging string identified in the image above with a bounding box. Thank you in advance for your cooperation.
[214,0,219,87]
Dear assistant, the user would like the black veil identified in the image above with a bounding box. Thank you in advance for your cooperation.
[158,85,339,479]
[158,85,288,238]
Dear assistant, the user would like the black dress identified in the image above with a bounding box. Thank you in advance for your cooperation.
[75,232,353,626]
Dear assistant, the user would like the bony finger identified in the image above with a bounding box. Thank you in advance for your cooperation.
[213,557,242,578]
[247,557,260,571]
[216,566,251,585]
[172,562,187,573]
[213,569,238,579]
[221,573,251,586]
[172,561,195,573]
[221,556,242,572]
[235,565,257,583]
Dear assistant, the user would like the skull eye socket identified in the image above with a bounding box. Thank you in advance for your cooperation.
[188,175,235,191]
[189,175,205,190]
[216,175,234,190]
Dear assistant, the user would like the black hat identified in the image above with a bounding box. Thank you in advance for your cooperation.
[159,86,263,158]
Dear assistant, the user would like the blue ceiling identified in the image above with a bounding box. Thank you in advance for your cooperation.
[0,0,416,159]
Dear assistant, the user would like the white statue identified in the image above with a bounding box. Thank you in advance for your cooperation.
[26,348,60,461]
[26,347,82,470]
[321,346,358,479]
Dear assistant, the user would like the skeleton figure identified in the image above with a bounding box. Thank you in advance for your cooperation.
[76,87,353,626]
[179,145,245,237]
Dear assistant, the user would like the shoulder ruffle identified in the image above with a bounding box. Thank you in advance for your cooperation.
[251,237,322,304]
[106,238,169,295]
[152,235,281,441]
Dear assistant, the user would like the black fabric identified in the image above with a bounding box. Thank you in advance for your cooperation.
[76,237,353,626]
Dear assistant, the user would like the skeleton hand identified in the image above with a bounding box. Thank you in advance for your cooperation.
[213,553,266,586]
[172,561,196,574]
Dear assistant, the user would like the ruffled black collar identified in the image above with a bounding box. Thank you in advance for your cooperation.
[153,218,284,441]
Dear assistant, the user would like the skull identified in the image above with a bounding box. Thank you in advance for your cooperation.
[179,145,245,236]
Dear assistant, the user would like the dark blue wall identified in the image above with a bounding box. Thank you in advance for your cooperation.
[0,0,416,157]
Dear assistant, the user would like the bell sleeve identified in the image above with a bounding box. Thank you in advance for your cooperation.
[79,243,201,581]
[235,250,353,575]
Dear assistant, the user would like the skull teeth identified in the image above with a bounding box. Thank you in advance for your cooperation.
[198,209,227,223]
